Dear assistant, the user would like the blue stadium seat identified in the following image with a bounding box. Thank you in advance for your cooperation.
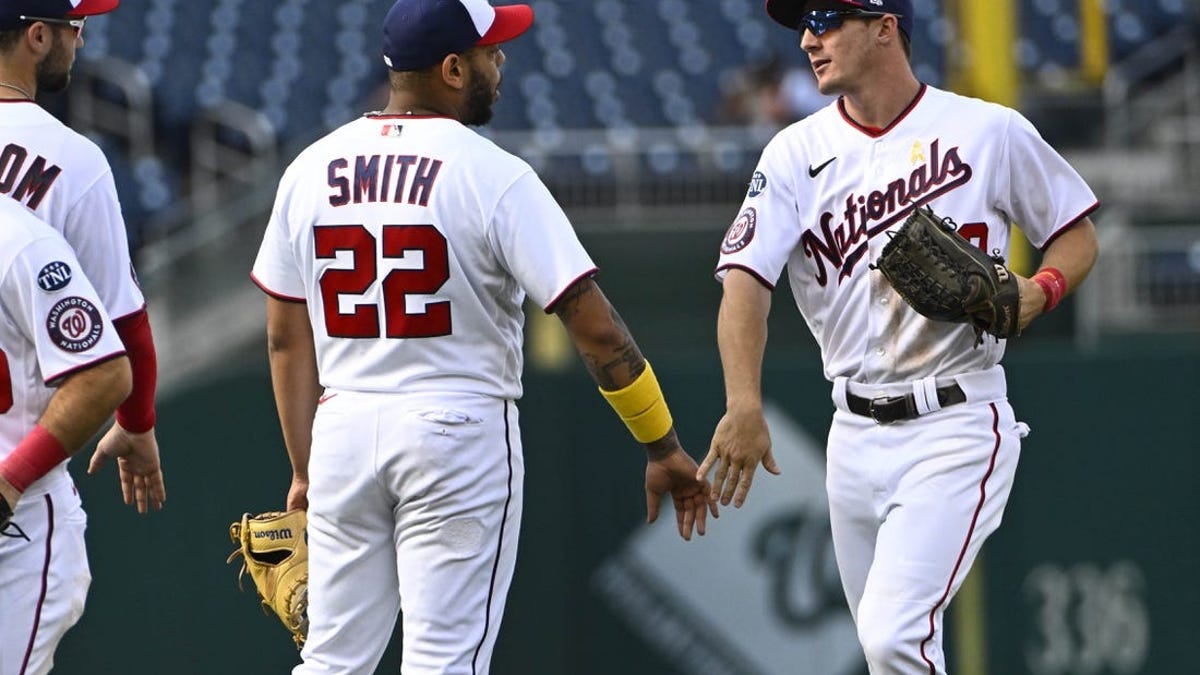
[69,0,1200,196]
[87,133,182,251]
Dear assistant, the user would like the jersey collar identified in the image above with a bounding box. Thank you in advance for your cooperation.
[838,83,928,138]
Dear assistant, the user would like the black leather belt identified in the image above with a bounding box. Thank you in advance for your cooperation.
[846,383,967,424]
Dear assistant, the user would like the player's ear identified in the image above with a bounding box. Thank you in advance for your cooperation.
[439,53,467,91]
[22,22,55,56]
[875,14,901,46]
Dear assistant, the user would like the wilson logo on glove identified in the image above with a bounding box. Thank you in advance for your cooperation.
[227,510,310,648]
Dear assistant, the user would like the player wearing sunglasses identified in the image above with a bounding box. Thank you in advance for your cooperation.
[703,1,1100,673]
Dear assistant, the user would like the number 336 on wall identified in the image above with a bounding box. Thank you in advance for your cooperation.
[1023,561,1149,675]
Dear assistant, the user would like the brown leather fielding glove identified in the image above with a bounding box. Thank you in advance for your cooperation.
[873,205,1021,345]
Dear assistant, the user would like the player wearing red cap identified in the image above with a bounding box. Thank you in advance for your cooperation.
[0,1,166,671]
[253,1,716,672]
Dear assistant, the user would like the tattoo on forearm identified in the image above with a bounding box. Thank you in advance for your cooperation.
[551,279,593,323]
[644,428,680,461]
[585,340,644,390]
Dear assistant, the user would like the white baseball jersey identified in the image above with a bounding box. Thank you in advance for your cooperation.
[717,85,1099,383]
[252,114,596,399]
[0,198,125,496]
[0,100,145,321]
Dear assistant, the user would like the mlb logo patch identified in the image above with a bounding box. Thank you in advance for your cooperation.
[381,124,404,137]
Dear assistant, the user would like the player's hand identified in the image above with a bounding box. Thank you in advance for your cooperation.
[286,475,309,512]
[698,405,780,508]
[88,423,166,514]
[644,441,718,541]
[1016,274,1046,332]
[0,474,21,527]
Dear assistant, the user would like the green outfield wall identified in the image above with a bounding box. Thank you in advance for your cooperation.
[48,219,1198,674]
[50,336,1198,675]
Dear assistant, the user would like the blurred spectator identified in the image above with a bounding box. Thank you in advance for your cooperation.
[716,53,834,127]
[779,64,834,119]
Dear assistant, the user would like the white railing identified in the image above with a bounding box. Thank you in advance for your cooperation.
[1077,215,1200,348]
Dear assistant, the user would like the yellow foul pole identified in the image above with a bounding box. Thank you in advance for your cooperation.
[947,0,1019,107]
[947,0,1030,275]
[1079,0,1109,86]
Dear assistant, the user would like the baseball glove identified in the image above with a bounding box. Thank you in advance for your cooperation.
[872,205,1020,345]
[227,510,309,648]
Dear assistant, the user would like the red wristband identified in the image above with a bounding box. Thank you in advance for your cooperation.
[1032,267,1067,313]
[0,424,68,493]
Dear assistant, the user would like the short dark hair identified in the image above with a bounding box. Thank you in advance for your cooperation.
[388,65,439,90]
[0,26,23,51]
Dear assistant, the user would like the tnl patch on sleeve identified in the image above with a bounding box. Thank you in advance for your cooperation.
[37,261,72,291]
[46,296,104,352]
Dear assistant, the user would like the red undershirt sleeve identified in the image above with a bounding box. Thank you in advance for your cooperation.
[112,310,158,433]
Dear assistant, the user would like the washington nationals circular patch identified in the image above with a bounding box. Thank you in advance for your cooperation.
[722,207,757,254]
[46,296,104,353]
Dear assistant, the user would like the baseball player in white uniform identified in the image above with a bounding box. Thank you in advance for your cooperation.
[0,0,165,516]
[0,197,132,675]
[700,1,1099,673]
[251,1,715,672]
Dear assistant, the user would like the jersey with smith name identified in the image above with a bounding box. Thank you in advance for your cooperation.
[0,101,146,321]
[716,84,1098,384]
[0,199,126,495]
[251,114,597,399]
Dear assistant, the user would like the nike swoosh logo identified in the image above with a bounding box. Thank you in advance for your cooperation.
[318,393,338,405]
[808,157,837,178]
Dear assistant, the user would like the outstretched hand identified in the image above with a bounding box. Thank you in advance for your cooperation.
[88,423,166,514]
[698,406,780,508]
[645,447,719,541]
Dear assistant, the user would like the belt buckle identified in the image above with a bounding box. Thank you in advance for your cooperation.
[867,396,896,425]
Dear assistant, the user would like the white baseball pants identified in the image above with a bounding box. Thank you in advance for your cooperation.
[295,390,523,675]
[827,367,1027,674]
[0,481,91,675]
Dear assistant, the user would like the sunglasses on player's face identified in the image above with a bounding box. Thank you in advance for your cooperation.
[19,15,86,35]
[800,9,895,36]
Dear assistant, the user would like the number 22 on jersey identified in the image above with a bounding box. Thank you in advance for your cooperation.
[315,223,451,339]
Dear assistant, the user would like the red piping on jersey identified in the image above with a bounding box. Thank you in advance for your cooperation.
[43,350,127,386]
[543,268,599,313]
[838,83,928,138]
[1040,200,1100,252]
[918,402,1002,674]
[715,263,776,292]
[365,113,452,121]
[250,273,306,303]
[110,304,149,323]
[19,494,54,675]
